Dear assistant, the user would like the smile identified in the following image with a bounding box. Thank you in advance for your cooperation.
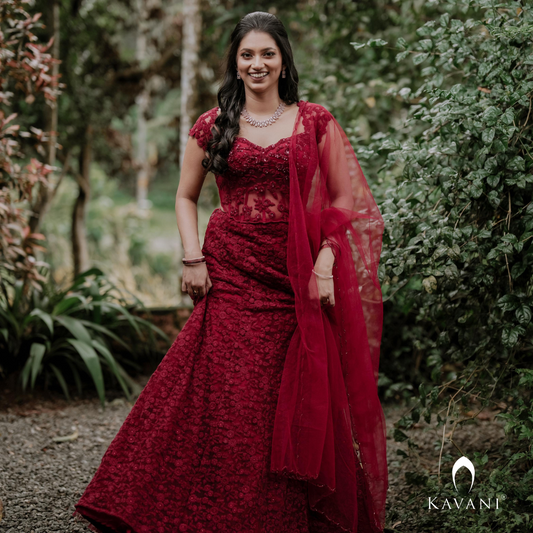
[249,72,268,78]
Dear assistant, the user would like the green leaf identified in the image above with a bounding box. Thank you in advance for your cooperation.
[508,156,525,171]
[394,428,409,442]
[511,262,527,279]
[501,326,522,348]
[93,302,141,335]
[501,108,515,125]
[92,340,132,401]
[413,52,430,65]
[419,383,427,407]
[49,364,71,401]
[28,308,53,335]
[396,51,410,62]
[54,315,92,344]
[368,38,388,47]
[482,106,501,126]
[487,174,500,188]
[78,320,130,350]
[397,37,408,49]
[516,305,532,326]
[68,339,105,407]
[350,42,366,50]
[29,343,46,389]
[20,343,46,392]
[482,128,495,144]
[52,295,85,316]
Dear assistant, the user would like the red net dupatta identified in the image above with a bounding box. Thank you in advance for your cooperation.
[270,101,388,532]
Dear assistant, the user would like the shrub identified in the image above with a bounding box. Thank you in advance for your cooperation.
[360,1,533,530]
[0,268,169,408]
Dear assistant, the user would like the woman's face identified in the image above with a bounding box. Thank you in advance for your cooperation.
[236,30,285,94]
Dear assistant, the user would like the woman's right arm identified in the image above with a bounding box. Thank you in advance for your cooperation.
[175,135,212,301]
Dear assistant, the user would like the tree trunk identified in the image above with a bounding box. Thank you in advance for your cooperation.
[29,0,60,234]
[72,126,93,277]
[135,0,151,211]
[179,0,201,170]
[136,89,151,210]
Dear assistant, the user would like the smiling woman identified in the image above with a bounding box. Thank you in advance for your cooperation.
[73,10,387,533]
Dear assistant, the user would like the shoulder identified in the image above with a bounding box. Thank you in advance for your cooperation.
[302,102,336,141]
[192,106,220,128]
[302,101,335,121]
[189,106,219,150]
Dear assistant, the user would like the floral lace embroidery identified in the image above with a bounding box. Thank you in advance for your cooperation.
[188,104,331,224]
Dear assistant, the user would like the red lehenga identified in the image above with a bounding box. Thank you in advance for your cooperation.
[73,100,388,533]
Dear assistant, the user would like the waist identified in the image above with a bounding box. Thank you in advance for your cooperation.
[216,207,289,225]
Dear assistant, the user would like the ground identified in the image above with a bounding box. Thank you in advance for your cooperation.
[0,379,506,532]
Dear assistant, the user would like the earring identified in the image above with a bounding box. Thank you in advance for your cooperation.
[236,70,241,79]
[282,68,286,79]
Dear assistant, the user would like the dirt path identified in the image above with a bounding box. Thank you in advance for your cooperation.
[0,381,506,532]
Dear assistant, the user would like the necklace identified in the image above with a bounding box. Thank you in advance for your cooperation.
[241,102,286,128]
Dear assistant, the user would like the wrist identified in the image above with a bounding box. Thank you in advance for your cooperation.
[315,247,335,272]
[184,250,203,259]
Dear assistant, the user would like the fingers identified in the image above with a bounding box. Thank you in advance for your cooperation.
[317,280,335,307]
[320,296,335,307]
[189,286,204,299]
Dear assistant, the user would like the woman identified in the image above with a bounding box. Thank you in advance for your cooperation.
[73,11,387,533]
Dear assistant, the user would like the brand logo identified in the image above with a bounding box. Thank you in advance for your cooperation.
[427,455,501,511]
[452,456,475,492]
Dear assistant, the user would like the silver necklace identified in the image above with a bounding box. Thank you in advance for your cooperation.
[241,102,286,128]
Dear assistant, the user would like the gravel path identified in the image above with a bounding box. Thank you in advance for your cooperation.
[0,396,135,532]
[0,383,504,532]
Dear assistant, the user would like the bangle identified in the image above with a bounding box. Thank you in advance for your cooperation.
[320,238,340,263]
[312,268,333,279]
[182,256,206,265]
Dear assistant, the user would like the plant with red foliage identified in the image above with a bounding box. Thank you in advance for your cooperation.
[0,0,60,300]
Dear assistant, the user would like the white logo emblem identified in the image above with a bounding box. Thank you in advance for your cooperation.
[452,456,476,493]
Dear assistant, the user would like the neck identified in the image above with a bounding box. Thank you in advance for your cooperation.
[243,90,283,116]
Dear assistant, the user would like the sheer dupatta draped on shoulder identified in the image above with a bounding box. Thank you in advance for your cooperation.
[270,101,388,532]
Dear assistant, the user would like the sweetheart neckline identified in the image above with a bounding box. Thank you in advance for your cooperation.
[234,131,305,151]
[233,100,304,151]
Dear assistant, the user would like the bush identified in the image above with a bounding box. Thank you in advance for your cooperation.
[0,268,169,408]
[362,1,533,530]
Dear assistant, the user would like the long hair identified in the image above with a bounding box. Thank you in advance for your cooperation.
[202,12,299,175]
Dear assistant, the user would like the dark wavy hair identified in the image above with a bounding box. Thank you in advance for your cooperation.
[202,11,299,175]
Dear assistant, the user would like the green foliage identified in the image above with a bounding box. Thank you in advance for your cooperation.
[362,1,533,529]
[0,268,169,408]
[389,369,533,532]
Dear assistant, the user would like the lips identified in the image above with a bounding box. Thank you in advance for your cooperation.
[249,72,268,79]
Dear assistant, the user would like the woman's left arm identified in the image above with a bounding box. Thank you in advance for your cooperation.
[313,115,355,306]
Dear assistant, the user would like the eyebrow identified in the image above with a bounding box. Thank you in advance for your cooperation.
[239,47,276,52]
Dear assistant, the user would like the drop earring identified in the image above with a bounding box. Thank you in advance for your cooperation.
[282,68,286,79]
[236,70,241,79]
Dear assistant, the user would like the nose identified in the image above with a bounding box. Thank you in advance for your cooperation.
[252,56,264,69]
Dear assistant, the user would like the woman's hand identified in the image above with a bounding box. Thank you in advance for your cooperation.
[182,262,212,301]
[314,247,335,308]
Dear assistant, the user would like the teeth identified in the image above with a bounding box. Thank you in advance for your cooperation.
[250,72,268,78]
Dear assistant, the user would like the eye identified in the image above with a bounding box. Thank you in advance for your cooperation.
[240,52,275,58]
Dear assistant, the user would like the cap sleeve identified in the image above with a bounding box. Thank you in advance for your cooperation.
[313,103,334,145]
[188,107,219,151]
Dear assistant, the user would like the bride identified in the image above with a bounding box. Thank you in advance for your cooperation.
[73,11,388,533]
